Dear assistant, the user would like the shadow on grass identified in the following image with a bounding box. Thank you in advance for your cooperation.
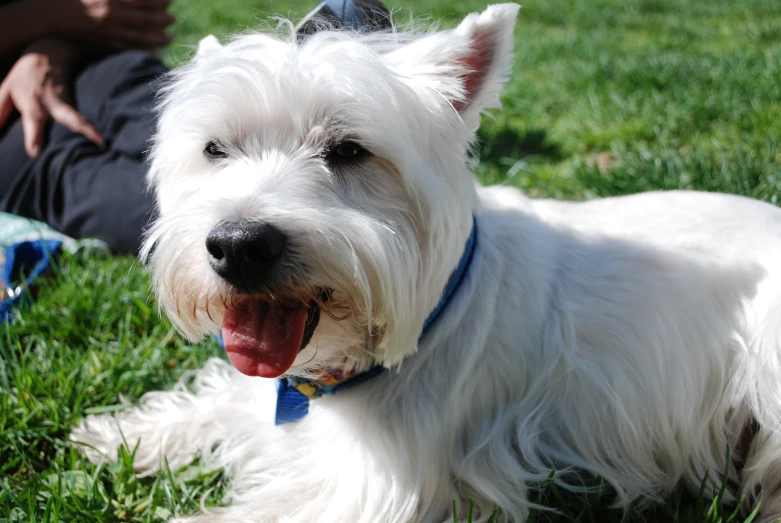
[477,127,564,170]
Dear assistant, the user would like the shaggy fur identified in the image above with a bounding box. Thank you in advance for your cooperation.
[72,4,781,522]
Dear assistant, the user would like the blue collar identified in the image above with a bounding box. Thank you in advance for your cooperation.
[276,216,478,424]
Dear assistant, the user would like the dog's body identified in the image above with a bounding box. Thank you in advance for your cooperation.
[73,4,781,522]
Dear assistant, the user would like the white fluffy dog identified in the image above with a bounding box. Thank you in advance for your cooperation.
[72,4,781,522]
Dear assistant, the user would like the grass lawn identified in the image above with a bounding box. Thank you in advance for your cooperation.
[3,0,781,521]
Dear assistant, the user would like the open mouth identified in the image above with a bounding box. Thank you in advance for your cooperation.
[221,293,325,378]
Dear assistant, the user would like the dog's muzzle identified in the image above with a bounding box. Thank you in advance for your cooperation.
[206,219,287,292]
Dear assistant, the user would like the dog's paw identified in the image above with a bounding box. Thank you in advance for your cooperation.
[70,412,133,465]
[170,510,280,523]
[70,392,206,474]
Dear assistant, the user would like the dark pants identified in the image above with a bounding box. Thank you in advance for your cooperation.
[0,51,167,254]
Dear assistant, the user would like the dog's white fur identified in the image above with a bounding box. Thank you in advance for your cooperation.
[72,4,781,522]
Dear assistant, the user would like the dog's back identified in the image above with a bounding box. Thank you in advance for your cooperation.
[473,186,781,515]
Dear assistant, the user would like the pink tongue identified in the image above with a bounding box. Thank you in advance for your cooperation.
[221,299,309,378]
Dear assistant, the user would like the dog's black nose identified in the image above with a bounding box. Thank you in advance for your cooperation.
[206,220,287,291]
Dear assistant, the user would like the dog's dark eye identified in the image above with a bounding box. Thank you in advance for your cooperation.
[204,141,228,160]
[325,141,369,167]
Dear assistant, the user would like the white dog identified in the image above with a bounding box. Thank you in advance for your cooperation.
[72,4,781,522]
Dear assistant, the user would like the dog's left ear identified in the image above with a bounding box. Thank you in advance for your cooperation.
[390,3,520,132]
[195,35,223,61]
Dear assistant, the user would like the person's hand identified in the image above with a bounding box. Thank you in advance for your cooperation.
[53,0,175,51]
[0,38,103,158]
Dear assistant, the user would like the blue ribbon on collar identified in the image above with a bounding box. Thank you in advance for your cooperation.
[275,216,478,424]
[323,0,366,30]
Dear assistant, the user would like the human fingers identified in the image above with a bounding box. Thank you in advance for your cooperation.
[46,97,104,147]
[0,82,13,129]
[19,98,48,158]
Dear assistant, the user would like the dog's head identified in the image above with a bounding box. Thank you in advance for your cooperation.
[143,4,519,378]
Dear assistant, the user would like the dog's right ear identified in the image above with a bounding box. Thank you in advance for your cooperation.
[388,3,520,132]
[195,35,223,61]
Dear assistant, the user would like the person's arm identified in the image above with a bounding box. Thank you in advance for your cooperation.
[0,0,174,59]
[0,0,59,57]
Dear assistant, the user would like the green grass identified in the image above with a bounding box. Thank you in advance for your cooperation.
[2,0,781,520]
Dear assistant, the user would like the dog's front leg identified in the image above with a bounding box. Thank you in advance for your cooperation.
[71,358,276,474]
